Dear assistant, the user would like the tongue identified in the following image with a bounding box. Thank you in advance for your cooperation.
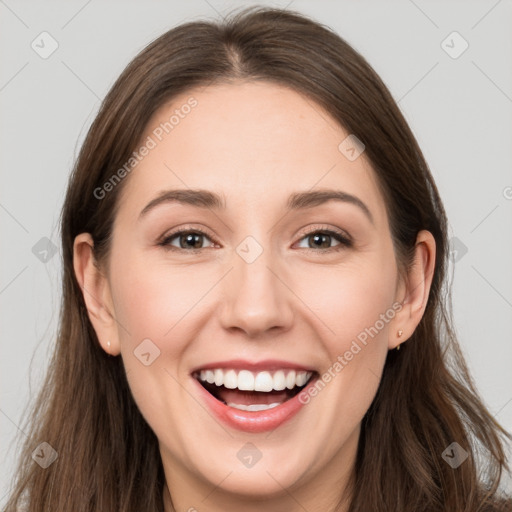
[218,388,291,406]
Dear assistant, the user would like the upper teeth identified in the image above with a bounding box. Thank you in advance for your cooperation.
[198,369,312,392]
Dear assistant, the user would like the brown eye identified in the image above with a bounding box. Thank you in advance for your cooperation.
[296,229,352,252]
[160,230,214,250]
[308,232,334,249]
[178,232,205,249]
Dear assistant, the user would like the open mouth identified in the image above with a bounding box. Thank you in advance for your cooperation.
[192,368,317,411]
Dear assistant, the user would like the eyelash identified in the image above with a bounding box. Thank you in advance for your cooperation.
[158,225,353,254]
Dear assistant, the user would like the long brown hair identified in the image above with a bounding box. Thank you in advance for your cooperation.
[5,6,511,511]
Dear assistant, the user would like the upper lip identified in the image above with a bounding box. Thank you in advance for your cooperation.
[190,359,317,374]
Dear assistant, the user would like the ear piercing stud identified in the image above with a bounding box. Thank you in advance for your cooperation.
[107,341,111,348]
[396,330,404,350]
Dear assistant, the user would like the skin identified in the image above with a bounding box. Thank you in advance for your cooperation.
[74,81,435,512]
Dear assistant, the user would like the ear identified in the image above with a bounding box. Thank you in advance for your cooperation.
[73,233,120,356]
[389,230,436,349]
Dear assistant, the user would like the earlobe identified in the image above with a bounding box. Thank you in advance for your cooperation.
[389,230,436,350]
[73,233,120,355]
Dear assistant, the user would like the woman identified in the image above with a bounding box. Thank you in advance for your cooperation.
[5,6,511,512]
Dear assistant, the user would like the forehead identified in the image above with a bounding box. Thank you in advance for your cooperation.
[116,81,387,224]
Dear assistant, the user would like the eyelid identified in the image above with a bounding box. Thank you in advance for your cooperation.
[158,224,219,247]
[296,224,352,244]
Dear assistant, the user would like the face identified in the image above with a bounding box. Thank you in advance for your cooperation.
[93,81,406,503]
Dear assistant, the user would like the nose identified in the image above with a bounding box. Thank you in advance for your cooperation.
[219,245,294,339]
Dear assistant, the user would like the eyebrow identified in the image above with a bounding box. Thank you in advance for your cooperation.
[139,188,374,224]
[287,189,374,224]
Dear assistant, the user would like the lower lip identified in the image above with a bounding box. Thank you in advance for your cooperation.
[192,376,316,433]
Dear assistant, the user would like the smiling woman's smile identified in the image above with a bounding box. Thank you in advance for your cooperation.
[191,360,318,432]
[192,365,318,433]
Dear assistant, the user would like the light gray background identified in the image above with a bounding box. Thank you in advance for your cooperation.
[1,0,511,504]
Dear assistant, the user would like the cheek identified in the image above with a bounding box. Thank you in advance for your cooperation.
[294,252,397,412]
[297,252,397,351]
[108,250,197,394]
[108,252,203,442]
[110,251,204,347]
